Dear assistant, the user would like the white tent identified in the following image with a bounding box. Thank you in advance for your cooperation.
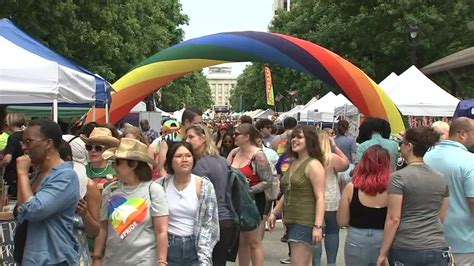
[335,66,460,118]
[299,92,351,122]
[277,105,304,121]
[0,36,95,105]
[386,66,459,116]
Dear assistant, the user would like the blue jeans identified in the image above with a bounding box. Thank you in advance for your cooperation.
[389,247,452,266]
[344,227,383,266]
[313,211,339,266]
[168,234,199,266]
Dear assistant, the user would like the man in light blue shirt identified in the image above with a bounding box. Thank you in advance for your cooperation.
[16,119,80,265]
[425,117,474,265]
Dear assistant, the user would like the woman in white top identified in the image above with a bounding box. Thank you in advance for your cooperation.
[161,141,219,266]
[93,138,169,266]
[313,130,349,266]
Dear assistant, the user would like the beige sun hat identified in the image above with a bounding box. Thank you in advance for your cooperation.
[102,138,156,166]
[80,127,120,148]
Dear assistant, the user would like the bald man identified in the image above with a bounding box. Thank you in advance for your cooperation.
[425,117,474,265]
[431,120,450,140]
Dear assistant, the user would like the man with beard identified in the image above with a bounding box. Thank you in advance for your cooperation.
[425,117,474,265]
[15,118,80,265]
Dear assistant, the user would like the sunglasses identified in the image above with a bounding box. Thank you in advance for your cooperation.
[223,140,233,143]
[398,140,409,147]
[85,144,106,152]
[233,132,242,137]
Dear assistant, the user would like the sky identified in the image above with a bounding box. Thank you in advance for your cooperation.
[179,0,274,76]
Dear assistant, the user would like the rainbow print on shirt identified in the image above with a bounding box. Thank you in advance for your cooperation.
[108,196,148,239]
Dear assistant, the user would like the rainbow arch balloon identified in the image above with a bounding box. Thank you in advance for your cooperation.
[90,31,405,133]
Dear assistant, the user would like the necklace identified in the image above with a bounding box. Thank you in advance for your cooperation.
[89,164,110,176]
[120,181,143,195]
[408,160,424,165]
[173,176,191,191]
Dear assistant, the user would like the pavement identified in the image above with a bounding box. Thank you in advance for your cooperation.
[228,221,348,266]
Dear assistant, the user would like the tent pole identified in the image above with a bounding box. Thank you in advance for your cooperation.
[92,105,96,122]
[53,98,58,123]
[105,101,110,124]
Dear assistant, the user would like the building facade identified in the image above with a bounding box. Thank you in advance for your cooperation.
[273,0,292,15]
[206,67,237,112]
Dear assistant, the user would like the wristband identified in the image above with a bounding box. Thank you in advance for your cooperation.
[156,259,168,265]
[313,224,323,229]
[91,255,102,260]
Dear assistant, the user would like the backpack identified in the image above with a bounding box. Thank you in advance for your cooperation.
[226,166,261,232]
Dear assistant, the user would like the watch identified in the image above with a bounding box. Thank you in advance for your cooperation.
[313,224,323,229]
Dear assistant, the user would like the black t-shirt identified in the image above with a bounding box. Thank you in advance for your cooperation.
[4,131,24,180]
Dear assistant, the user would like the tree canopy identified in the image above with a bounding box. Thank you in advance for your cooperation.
[1,0,212,112]
[232,0,473,111]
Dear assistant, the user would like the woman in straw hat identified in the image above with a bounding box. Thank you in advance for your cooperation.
[92,138,169,266]
[160,141,219,266]
[80,127,120,190]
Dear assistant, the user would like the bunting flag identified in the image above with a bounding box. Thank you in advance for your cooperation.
[264,66,275,106]
[275,93,284,102]
[87,31,406,133]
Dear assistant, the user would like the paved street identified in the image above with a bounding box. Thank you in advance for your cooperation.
[229,221,348,266]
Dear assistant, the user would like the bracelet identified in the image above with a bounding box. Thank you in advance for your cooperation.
[156,259,168,265]
[313,224,323,229]
[91,255,102,260]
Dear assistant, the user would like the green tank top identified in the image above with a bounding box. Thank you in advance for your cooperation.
[283,158,316,227]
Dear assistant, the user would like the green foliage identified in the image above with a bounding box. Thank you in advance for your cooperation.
[235,1,473,109]
[230,62,330,112]
[158,71,213,112]
[0,0,188,82]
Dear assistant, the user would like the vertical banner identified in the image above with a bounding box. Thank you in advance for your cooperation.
[264,66,275,106]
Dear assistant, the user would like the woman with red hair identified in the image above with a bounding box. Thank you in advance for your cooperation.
[337,145,390,266]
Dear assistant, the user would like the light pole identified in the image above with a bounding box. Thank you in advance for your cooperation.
[406,25,419,66]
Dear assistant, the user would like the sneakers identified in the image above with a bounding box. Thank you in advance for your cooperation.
[280,258,291,264]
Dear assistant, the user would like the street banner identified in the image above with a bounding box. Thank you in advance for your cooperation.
[264,66,275,106]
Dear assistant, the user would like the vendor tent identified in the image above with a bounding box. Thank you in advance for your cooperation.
[0,19,111,109]
[335,66,460,118]
[253,109,275,120]
[299,92,351,122]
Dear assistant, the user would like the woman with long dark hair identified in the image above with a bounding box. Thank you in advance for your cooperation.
[338,145,390,266]
[268,125,326,265]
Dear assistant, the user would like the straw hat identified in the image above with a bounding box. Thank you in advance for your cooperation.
[80,127,120,147]
[102,138,156,166]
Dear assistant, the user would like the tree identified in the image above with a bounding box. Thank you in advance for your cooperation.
[270,0,473,96]
[157,71,213,112]
[0,0,188,81]
[234,1,473,107]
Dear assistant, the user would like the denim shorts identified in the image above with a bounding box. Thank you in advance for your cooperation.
[286,224,316,247]
[168,233,199,266]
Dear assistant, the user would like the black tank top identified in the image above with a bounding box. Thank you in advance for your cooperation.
[349,188,387,229]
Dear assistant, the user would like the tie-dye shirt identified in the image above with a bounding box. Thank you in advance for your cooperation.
[100,181,168,266]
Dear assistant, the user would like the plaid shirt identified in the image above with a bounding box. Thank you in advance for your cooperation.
[144,128,159,143]
[161,176,219,265]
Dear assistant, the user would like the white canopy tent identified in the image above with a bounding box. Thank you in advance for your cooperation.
[0,36,95,121]
[299,92,351,122]
[335,66,460,118]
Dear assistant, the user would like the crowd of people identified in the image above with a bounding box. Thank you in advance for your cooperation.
[0,107,473,266]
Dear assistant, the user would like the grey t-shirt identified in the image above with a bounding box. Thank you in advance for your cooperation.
[334,135,356,163]
[388,164,449,250]
[192,155,233,220]
[101,181,168,265]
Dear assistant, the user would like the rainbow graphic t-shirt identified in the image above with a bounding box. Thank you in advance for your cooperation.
[108,196,148,239]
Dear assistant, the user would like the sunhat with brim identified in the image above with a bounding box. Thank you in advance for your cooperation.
[102,138,156,166]
[80,127,120,148]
